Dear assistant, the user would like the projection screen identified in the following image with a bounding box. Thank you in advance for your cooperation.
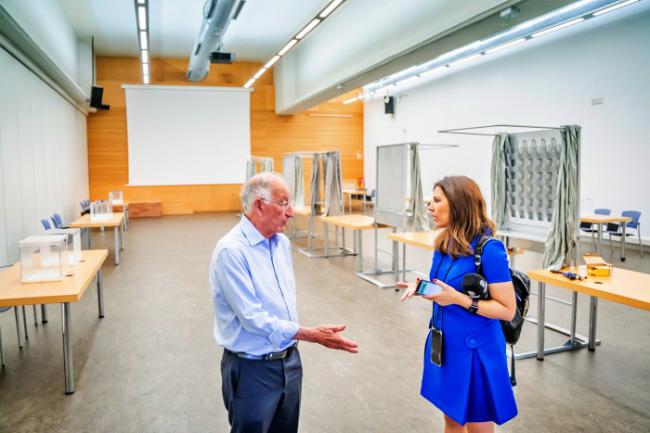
[123,85,251,186]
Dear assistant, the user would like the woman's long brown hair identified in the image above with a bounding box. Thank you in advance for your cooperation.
[433,176,495,258]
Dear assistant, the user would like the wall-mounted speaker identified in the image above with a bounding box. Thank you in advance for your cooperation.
[90,86,110,110]
[384,96,394,114]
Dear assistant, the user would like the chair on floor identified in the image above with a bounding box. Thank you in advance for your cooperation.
[606,210,643,258]
[41,219,52,230]
[80,200,90,215]
[580,208,611,249]
[50,213,68,229]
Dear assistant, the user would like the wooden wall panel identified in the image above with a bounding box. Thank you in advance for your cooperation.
[88,57,364,214]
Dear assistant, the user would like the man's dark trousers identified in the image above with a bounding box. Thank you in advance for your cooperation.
[221,348,302,433]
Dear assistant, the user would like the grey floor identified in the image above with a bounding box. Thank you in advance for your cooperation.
[0,212,649,433]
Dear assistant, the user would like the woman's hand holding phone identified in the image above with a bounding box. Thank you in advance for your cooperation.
[396,279,418,302]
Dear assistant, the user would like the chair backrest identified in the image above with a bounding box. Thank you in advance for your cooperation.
[622,210,641,229]
[52,213,63,228]
[41,219,51,230]
[594,208,611,215]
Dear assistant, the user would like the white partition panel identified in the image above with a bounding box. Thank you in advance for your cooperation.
[0,47,88,265]
[124,85,251,186]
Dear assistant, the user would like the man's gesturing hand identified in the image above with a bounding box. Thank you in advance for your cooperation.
[294,324,359,353]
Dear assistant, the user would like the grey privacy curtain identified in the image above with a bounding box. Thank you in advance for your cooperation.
[491,133,510,230]
[283,155,305,207]
[324,151,344,216]
[310,153,323,215]
[543,125,580,269]
[261,158,274,173]
[407,144,429,231]
[247,157,274,181]
[246,160,256,181]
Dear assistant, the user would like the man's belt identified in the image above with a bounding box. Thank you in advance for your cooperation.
[225,345,297,361]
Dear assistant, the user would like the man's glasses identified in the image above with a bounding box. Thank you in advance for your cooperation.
[260,198,294,211]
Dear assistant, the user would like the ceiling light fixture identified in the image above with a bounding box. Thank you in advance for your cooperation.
[593,0,639,15]
[484,38,526,54]
[358,0,639,102]
[531,17,585,38]
[134,0,150,84]
[320,0,344,18]
[243,0,348,89]
[296,19,321,39]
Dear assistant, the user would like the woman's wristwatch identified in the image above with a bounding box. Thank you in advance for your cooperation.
[467,298,479,314]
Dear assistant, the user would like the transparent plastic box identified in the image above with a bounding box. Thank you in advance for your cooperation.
[46,228,81,264]
[19,235,68,283]
[109,190,124,206]
[90,200,113,222]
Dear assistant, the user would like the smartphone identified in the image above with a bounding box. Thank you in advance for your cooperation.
[415,279,443,296]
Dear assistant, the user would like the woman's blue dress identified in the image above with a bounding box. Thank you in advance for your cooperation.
[420,236,518,425]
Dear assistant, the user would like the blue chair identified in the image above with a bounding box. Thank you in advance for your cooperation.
[606,210,643,258]
[580,208,611,249]
[51,213,68,229]
[41,219,52,230]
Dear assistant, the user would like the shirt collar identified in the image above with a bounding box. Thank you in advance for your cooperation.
[239,215,279,247]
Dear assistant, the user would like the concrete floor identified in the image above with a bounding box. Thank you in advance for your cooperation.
[0,212,649,433]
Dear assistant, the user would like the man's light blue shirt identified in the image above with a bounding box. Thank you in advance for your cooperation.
[209,216,300,355]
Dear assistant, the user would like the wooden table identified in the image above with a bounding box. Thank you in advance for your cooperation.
[70,213,125,265]
[579,215,632,260]
[318,215,395,288]
[388,231,440,283]
[342,188,367,213]
[0,250,108,394]
[527,265,650,360]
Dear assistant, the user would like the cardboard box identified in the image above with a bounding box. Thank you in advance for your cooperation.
[583,253,613,277]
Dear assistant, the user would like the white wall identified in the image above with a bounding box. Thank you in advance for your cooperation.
[0,47,89,266]
[364,9,650,244]
[0,0,84,88]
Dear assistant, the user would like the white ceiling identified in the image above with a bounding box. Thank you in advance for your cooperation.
[57,0,330,61]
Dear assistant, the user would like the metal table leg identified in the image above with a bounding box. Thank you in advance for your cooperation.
[569,292,578,348]
[537,282,546,361]
[596,223,603,254]
[97,271,104,318]
[87,228,92,249]
[621,222,627,261]
[41,304,48,323]
[22,306,28,340]
[355,231,363,273]
[588,296,598,351]
[62,302,75,394]
[114,227,120,265]
[323,222,329,257]
[307,215,313,249]
[402,244,406,282]
[33,305,38,326]
[14,307,24,349]
[120,223,125,251]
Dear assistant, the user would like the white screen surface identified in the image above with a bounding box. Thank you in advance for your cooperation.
[123,85,251,185]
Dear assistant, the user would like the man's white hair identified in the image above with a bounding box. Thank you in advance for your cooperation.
[241,172,285,213]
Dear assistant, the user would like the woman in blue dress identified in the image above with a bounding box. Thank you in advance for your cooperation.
[398,176,518,432]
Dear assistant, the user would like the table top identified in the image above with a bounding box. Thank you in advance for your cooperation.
[342,188,367,195]
[320,214,391,230]
[579,214,632,224]
[388,231,438,250]
[0,250,108,306]
[70,212,125,228]
[528,266,650,312]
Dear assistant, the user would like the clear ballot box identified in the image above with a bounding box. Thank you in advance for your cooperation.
[18,235,68,283]
[46,228,82,264]
[90,200,113,222]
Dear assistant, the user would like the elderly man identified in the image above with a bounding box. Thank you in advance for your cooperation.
[209,172,358,433]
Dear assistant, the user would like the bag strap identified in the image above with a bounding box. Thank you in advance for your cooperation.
[473,235,494,275]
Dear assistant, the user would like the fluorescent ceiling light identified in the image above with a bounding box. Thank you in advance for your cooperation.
[244,79,255,88]
[138,6,147,30]
[396,75,419,86]
[253,68,267,80]
[264,55,280,69]
[320,0,344,18]
[137,0,145,4]
[485,38,526,54]
[142,63,149,75]
[531,17,584,38]
[278,39,298,55]
[143,74,150,84]
[593,0,639,16]
[296,19,320,39]
[448,53,483,67]
[141,50,149,63]
[419,66,447,77]
[343,96,358,105]
[140,31,148,49]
